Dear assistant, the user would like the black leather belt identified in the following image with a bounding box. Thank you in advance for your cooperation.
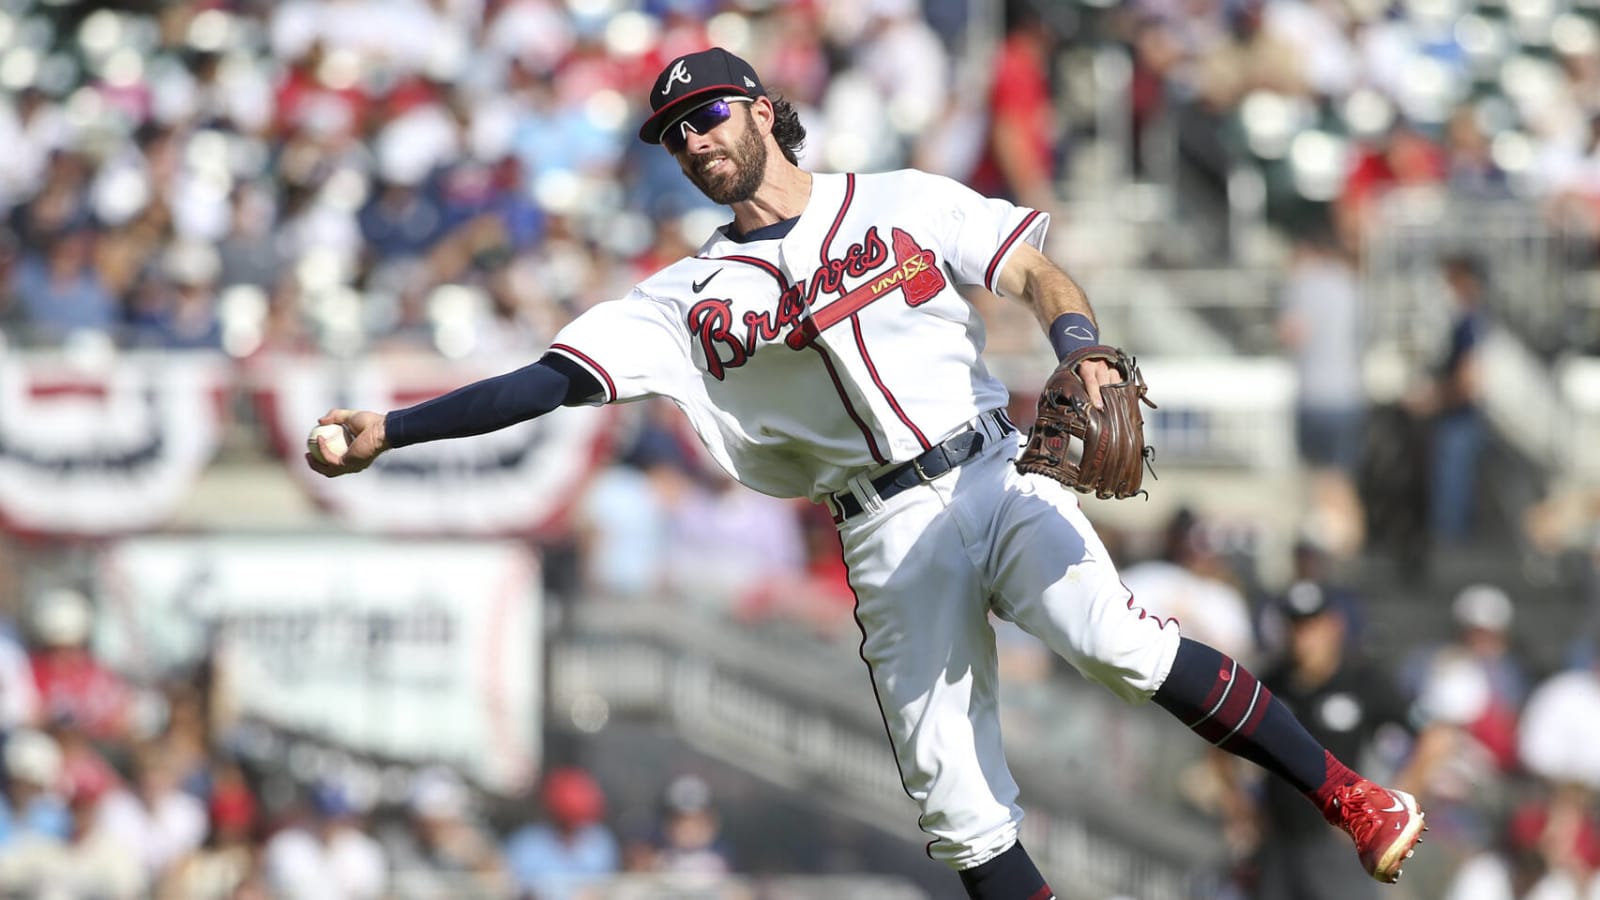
[830,411,1015,523]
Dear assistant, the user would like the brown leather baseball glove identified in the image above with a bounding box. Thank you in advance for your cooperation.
[1015,345,1157,499]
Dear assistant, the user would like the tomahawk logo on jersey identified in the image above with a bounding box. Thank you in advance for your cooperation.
[686,225,945,378]
[547,169,1046,501]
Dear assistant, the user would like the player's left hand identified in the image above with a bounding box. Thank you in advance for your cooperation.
[1074,357,1116,409]
[306,408,389,477]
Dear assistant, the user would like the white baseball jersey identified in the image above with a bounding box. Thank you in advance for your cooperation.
[548,168,1181,872]
[546,169,1047,501]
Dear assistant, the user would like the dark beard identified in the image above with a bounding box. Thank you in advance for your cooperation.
[687,121,768,205]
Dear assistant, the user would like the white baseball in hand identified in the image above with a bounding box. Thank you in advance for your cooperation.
[307,423,352,464]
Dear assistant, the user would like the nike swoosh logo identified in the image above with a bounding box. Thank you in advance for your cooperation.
[1379,795,1407,814]
[693,269,723,293]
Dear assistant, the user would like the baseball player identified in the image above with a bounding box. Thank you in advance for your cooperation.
[309,48,1427,899]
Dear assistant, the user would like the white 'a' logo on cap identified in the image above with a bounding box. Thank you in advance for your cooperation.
[661,59,692,95]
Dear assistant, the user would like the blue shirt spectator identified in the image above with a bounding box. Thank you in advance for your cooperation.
[10,232,116,342]
[504,822,619,899]
[504,767,618,899]
[0,730,72,848]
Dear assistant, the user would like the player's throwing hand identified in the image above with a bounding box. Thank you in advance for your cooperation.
[305,409,388,477]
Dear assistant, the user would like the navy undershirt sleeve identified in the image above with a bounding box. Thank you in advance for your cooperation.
[384,353,603,449]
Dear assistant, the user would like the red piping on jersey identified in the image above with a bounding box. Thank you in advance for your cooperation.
[819,174,855,267]
[851,317,931,450]
[716,252,888,464]
[818,173,932,452]
[984,210,1044,293]
[548,343,616,402]
[1121,586,1177,632]
[716,253,783,281]
[813,343,886,464]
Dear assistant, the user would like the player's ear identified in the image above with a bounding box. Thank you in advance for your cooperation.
[751,96,776,136]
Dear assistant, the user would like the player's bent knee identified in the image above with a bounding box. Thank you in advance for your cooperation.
[1074,591,1182,704]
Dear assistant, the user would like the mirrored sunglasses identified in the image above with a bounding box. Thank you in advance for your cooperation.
[663,97,754,153]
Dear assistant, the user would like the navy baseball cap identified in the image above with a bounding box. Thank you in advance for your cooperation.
[1281,580,1332,621]
[639,48,766,145]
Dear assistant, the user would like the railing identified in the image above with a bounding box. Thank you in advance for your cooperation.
[1361,189,1582,357]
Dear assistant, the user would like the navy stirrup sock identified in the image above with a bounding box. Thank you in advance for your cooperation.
[958,842,1054,900]
[1152,637,1328,793]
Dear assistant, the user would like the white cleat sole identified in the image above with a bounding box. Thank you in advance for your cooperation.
[1373,790,1426,884]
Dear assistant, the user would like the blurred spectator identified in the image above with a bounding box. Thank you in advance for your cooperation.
[1254,537,1370,659]
[0,89,67,211]
[1336,122,1448,248]
[575,405,701,600]
[263,780,388,900]
[0,730,71,847]
[1539,109,1600,207]
[272,42,370,143]
[9,227,118,345]
[855,0,951,151]
[217,184,283,290]
[1192,0,1307,110]
[98,742,208,879]
[967,0,1062,212]
[0,764,146,899]
[664,472,805,616]
[359,172,446,267]
[1443,787,1600,900]
[45,714,123,820]
[1518,658,1600,795]
[1221,582,1432,900]
[156,682,218,799]
[1120,508,1257,664]
[1400,650,1515,866]
[125,241,226,350]
[1443,105,1509,199]
[1405,254,1492,545]
[380,766,507,894]
[1401,585,1529,773]
[8,151,94,250]
[1496,654,1600,899]
[1278,227,1367,561]
[505,64,618,189]
[653,775,731,875]
[735,503,859,642]
[28,588,133,743]
[504,766,619,899]
[162,762,261,899]
[1174,0,1307,254]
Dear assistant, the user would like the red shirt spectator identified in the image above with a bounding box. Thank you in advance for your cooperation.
[26,590,131,743]
[274,45,371,141]
[969,14,1058,210]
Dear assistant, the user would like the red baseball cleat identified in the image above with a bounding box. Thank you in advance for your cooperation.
[1321,780,1427,883]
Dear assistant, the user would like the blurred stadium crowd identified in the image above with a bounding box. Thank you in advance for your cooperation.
[0,0,985,358]
[0,579,749,898]
[1,0,1600,898]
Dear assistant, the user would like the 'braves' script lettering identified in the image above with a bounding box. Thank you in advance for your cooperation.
[688,299,746,380]
[687,227,947,379]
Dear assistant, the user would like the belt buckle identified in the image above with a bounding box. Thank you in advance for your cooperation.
[910,456,935,483]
